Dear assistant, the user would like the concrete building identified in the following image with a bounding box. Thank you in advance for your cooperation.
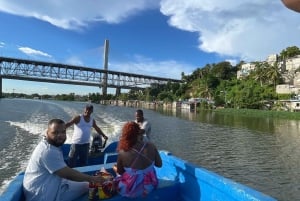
[237,63,256,79]
[285,55,300,72]
[236,53,300,96]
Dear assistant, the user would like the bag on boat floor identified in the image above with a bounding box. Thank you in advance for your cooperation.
[94,169,117,199]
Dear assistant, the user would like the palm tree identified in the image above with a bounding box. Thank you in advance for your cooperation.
[253,62,267,87]
[265,62,281,89]
[197,78,214,100]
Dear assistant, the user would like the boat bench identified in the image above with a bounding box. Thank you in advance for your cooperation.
[62,142,119,166]
[74,179,180,201]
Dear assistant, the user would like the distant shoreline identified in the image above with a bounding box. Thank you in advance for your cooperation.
[214,108,300,120]
[98,99,300,120]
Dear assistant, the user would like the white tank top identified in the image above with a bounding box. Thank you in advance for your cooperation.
[71,115,93,144]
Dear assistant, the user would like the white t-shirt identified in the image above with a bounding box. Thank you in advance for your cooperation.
[23,138,67,201]
[135,119,151,141]
[72,115,93,144]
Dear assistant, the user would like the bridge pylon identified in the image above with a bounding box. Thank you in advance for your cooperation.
[116,87,121,97]
[102,39,109,96]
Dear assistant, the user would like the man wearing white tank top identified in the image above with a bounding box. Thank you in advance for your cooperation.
[66,104,108,167]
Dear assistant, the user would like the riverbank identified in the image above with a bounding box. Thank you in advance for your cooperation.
[214,108,300,120]
[99,99,300,120]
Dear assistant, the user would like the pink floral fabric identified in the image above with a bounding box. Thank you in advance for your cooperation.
[116,163,158,198]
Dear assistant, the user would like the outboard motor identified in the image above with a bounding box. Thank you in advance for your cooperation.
[90,134,107,154]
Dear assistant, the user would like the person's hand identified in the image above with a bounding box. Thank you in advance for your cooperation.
[103,135,108,140]
[112,164,117,173]
[91,175,105,185]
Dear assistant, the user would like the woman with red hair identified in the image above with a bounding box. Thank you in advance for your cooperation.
[114,121,162,198]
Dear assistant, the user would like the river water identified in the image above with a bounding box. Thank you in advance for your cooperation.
[0,98,299,201]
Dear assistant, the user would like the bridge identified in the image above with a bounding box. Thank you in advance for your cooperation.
[0,56,182,97]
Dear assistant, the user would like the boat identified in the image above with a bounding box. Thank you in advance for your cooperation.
[0,141,277,201]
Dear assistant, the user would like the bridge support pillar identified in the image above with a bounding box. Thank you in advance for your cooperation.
[116,87,121,96]
[0,77,2,98]
[102,39,109,96]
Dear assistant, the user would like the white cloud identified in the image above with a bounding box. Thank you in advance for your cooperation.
[18,47,52,58]
[1,0,300,64]
[225,59,237,66]
[0,0,159,30]
[110,55,192,79]
[0,41,5,48]
[65,56,84,66]
[160,0,300,61]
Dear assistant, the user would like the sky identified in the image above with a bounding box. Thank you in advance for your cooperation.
[0,0,299,95]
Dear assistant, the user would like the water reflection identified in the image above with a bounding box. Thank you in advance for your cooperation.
[152,108,300,201]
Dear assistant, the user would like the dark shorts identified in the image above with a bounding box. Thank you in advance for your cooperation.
[68,143,90,167]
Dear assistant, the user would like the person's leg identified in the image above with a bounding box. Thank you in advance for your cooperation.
[68,144,78,168]
[78,143,89,166]
[56,179,89,201]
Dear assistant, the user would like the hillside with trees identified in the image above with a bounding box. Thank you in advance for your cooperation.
[113,46,300,110]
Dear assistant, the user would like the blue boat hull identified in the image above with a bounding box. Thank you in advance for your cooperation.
[0,142,277,201]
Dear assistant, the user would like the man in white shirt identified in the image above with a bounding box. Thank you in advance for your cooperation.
[135,109,151,142]
[66,104,108,167]
[23,118,104,201]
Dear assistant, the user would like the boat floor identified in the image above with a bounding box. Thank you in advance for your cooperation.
[74,179,180,201]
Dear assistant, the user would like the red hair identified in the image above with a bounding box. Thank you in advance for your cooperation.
[117,122,140,151]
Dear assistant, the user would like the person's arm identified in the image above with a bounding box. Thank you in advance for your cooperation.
[65,115,80,128]
[153,145,162,167]
[93,120,108,140]
[55,166,104,183]
[116,154,125,175]
[139,121,151,136]
[138,122,146,135]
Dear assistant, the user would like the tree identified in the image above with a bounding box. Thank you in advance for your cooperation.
[265,62,282,89]
[252,62,268,87]
[157,91,174,102]
[279,46,300,60]
[196,78,214,100]
[211,61,233,80]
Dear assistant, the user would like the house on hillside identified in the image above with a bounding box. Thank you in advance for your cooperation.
[278,99,300,112]
[284,55,300,72]
[236,53,300,96]
[237,63,256,79]
[276,84,299,94]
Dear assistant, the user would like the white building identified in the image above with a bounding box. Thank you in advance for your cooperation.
[236,53,300,95]
[266,54,278,65]
[237,63,256,79]
[276,84,299,94]
[285,55,300,72]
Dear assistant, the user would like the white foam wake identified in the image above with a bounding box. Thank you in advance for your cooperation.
[7,121,47,135]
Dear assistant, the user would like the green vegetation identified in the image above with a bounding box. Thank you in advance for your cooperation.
[116,46,299,111]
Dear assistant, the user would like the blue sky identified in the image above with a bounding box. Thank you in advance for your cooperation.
[0,0,299,95]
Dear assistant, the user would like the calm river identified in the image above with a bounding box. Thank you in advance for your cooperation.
[0,98,299,201]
